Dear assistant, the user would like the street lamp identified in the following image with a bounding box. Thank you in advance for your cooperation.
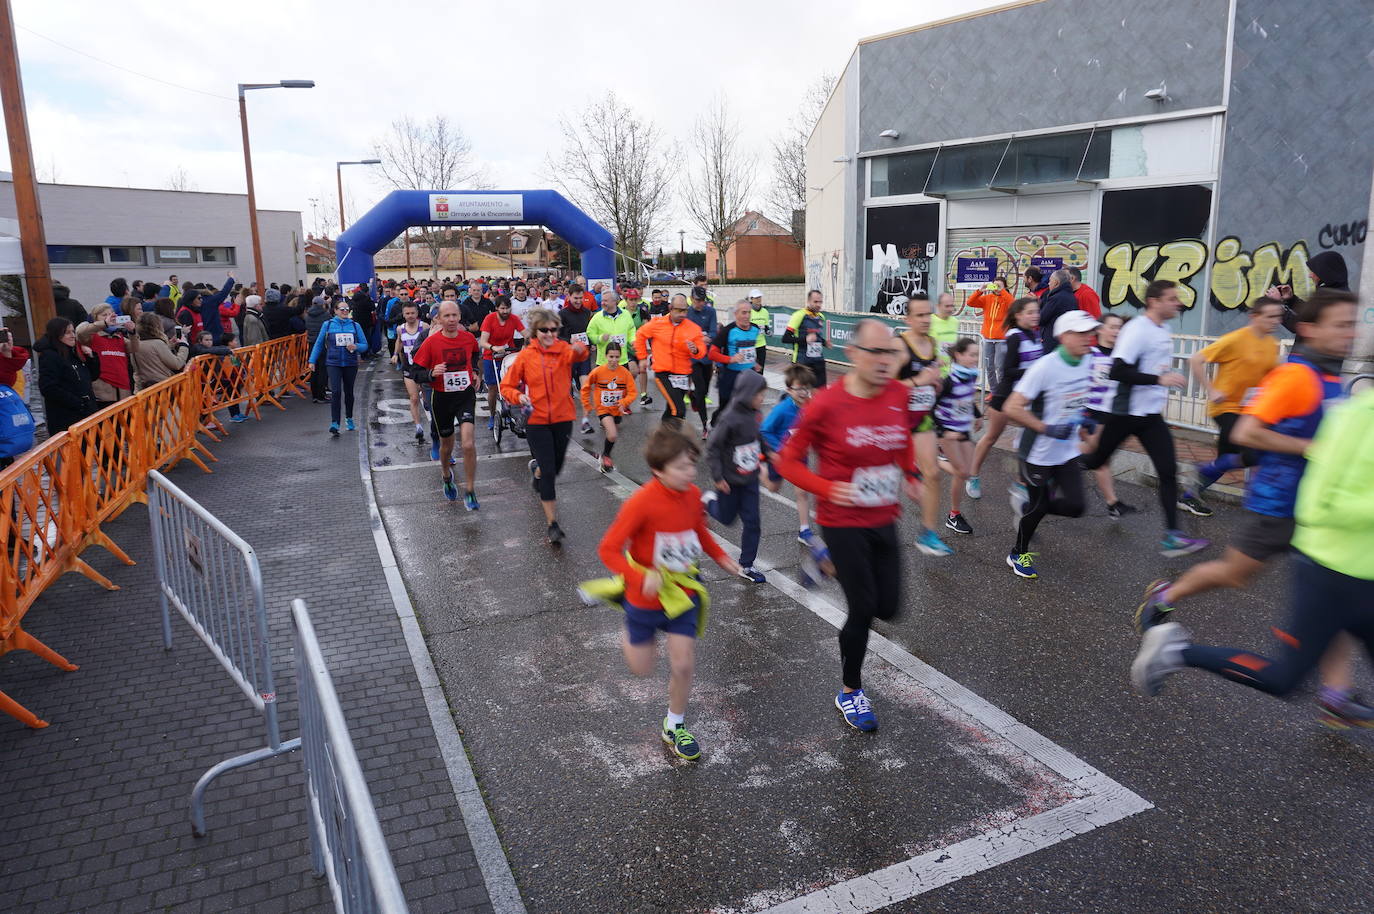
[238,80,315,295]
[336,159,382,233]
[678,229,685,276]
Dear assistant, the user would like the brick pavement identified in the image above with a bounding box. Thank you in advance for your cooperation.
[0,385,494,914]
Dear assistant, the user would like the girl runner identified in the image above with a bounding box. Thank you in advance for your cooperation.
[580,341,637,473]
[1082,313,1137,518]
[934,338,982,535]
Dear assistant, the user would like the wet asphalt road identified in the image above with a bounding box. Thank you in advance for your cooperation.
[353,356,1373,914]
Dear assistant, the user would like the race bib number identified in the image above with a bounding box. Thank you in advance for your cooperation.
[599,389,621,408]
[653,530,701,573]
[1091,361,1111,384]
[851,464,901,507]
[733,441,761,473]
[732,349,755,365]
[442,371,471,392]
[908,386,937,411]
[805,341,823,359]
[334,332,354,348]
[1064,394,1089,416]
[608,334,626,347]
[572,333,589,346]
[669,374,690,390]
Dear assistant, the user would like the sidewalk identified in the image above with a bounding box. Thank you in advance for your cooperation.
[0,392,494,914]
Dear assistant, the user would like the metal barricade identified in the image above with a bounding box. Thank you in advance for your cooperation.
[292,599,409,914]
[147,469,299,835]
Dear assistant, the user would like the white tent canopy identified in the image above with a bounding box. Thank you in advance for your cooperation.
[0,236,22,274]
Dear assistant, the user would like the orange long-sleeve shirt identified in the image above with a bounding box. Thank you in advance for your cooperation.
[499,338,588,425]
[597,477,729,610]
[964,289,1012,340]
[581,363,637,416]
[634,315,704,375]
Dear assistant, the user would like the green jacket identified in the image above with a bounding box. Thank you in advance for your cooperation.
[749,306,769,347]
[1292,388,1374,579]
[586,308,638,366]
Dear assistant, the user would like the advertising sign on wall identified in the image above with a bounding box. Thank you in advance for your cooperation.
[954,257,998,288]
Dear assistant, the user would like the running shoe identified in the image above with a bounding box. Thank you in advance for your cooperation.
[640,393,652,406]
[1130,621,1190,696]
[1160,532,1210,558]
[835,689,877,732]
[529,458,540,493]
[414,429,425,442]
[1317,692,1374,730]
[442,477,458,502]
[345,418,356,432]
[1007,552,1038,578]
[581,417,594,434]
[487,416,495,431]
[701,490,718,511]
[945,511,974,535]
[1135,579,1175,634]
[599,455,614,474]
[329,422,340,438]
[700,427,709,441]
[229,414,248,423]
[547,521,565,545]
[915,527,954,557]
[463,491,479,512]
[430,439,441,461]
[798,527,817,547]
[706,397,714,407]
[661,718,701,760]
[965,476,982,499]
[1106,500,1138,520]
[738,566,767,584]
[1176,492,1213,518]
[1009,483,1029,533]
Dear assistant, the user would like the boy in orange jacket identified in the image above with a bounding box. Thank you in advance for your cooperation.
[581,341,638,473]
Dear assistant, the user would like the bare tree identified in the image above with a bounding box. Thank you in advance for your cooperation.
[765,73,837,246]
[35,153,61,184]
[371,115,487,278]
[683,98,756,282]
[307,192,340,242]
[546,91,677,277]
[165,166,197,192]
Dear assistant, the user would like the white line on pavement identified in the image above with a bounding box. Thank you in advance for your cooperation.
[372,452,533,472]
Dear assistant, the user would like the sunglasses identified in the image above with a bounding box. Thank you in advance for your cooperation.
[536,326,558,334]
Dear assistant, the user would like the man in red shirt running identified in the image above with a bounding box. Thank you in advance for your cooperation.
[775,319,920,732]
[410,301,481,509]
[478,297,524,430]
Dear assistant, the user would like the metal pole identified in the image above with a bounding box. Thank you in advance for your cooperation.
[336,162,346,234]
[404,229,411,280]
[678,229,685,276]
[238,89,266,295]
[0,0,55,329]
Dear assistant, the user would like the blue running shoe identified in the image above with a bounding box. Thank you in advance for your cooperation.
[798,527,816,546]
[1007,552,1038,578]
[229,414,248,423]
[487,416,495,431]
[661,718,701,760]
[1160,532,1210,558]
[430,439,441,461]
[737,566,766,584]
[965,475,982,499]
[915,527,954,557]
[835,689,877,731]
[464,491,479,511]
[329,422,340,438]
[345,418,356,432]
[442,477,458,502]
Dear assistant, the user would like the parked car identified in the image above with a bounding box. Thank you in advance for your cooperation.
[649,271,677,283]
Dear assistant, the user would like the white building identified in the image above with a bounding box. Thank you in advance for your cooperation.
[0,173,303,334]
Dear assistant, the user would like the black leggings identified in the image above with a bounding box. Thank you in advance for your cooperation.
[654,371,689,425]
[526,421,572,502]
[327,364,358,423]
[1080,413,1178,530]
[690,362,713,424]
[1015,461,1086,554]
[820,524,902,690]
[1183,553,1374,696]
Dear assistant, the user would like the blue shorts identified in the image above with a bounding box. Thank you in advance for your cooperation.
[766,462,782,483]
[623,599,699,644]
[571,359,591,380]
[481,360,499,385]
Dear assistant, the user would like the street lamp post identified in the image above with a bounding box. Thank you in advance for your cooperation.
[238,80,314,295]
[336,159,381,234]
[678,229,685,276]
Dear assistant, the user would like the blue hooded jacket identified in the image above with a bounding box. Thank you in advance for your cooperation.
[309,316,369,367]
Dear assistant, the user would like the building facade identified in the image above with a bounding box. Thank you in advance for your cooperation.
[706,212,804,281]
[806,0,1373,341]
[0,176,303,331]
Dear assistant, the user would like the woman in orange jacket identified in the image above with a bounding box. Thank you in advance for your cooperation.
[964,277,1013,394]
[500,306,589,544]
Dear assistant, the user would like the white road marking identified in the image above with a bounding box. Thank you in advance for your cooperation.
[372,452,533,472]
[567,445,1151,914]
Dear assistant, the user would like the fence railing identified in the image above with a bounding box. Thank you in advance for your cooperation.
[294,599,410,914]
[0,333,310,730]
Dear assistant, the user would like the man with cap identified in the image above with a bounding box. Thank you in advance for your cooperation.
[1002,309,1101,580]
[748,289,770,368]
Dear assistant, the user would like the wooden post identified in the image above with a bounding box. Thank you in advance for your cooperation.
[0,0,55,329]
[237,90,266,295]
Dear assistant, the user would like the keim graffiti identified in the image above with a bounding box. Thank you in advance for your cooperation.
[1100,235,1317,311]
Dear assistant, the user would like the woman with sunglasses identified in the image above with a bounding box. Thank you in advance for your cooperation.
[500,307,590,545]
[308,299,369,437]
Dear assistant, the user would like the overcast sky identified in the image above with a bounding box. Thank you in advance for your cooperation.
[6,0,1002,249]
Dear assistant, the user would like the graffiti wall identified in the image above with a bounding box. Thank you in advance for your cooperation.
[943,227,1089,307]
[863,203,939,316]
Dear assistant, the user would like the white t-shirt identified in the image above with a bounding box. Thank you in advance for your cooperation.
[1013,350,1094,466]
[1110,315,1173,416]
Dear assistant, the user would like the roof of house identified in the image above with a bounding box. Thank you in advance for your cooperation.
[728,211,792,237]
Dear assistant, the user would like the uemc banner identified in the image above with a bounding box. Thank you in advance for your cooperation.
[429,193,524,223]
[768,310,904,364]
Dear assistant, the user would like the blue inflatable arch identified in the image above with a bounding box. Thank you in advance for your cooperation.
[333,189,615,287]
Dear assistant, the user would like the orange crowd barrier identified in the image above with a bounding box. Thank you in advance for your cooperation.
[0,333,312,729]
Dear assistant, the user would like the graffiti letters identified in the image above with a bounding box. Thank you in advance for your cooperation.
[946,233,1089,300]
[1100,235,1315,311]
[1318,220,1368,249]
[1209,236,1314,310]
[1101,238,1208,310]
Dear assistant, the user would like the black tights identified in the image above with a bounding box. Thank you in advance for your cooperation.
[821,524,901,690]
[1080,413,1178,530]
[1015,461,1086,554]
[526,421,572,502]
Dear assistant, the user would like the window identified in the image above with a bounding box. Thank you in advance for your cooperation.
[107,246,146,265]
[510,234,525,250]
[198,247,234,264]
[154,247,195,265]
[992,131,1109,187]
[47,245,104,264]
[870,148,938,197]
[925,140,1009,194]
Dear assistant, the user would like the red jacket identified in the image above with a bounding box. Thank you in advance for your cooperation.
[1073,284,1102,319]
[0,345,30,388]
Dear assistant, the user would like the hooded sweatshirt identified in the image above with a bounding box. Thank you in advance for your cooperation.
[1280,250,1349,333]
[705,370,767,486]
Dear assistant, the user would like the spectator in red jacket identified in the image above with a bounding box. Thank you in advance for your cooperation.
[1069,267,1102,319]
[0,324,30,388]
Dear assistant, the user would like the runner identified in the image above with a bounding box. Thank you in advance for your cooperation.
[760,364,830,576]
[748,289,770,368]
[1132,382,1374,729]
[389,301,431,444]
[896,294,954,556]
[618,284,652,400]
[1079,279,1209,557]
[1176,296,1283,515]
[586,289,638,369]
[307,298,368,437]
[1134,289,1369,725]
[966,297,1042,498]
[501,307,590,544]
[930,293,960,351]
[703,370,769,584]
[634,293,705,429]
[587,425,741,761]
[1003,311,1100,579]
[776,319,921,732]
[1082,313,1137,518]
[477,297,525,431]
[408,301,480,509]
[782,289,831,387]
[707,300,763,424]
[581,341,636,474]
[508,280,537,329]
[558,285,596,435]
[685,287,718,437]
[933,338,982,535]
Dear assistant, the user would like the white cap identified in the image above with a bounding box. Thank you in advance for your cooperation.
[748,288,763,299]
[246,294,263,307]
[1053,309,1101,337]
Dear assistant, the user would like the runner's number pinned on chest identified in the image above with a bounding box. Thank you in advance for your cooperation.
[851,464,901,507]
[653,530,701,573]
[334,332,354,348]
[442,371,471,392]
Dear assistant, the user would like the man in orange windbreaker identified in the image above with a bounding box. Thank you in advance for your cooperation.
[634,292,705,429]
